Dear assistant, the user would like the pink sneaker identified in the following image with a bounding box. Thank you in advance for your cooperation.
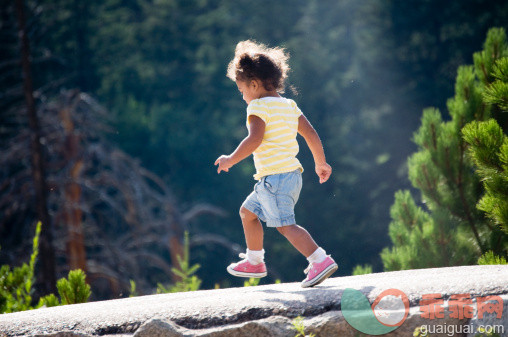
[227,253,267,278]
[301,256,338,288]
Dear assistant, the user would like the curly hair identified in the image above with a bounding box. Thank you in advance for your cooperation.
[227,40,290,93]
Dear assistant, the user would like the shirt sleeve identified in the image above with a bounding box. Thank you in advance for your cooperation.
[290,99,303,117]
[247,99,269,124]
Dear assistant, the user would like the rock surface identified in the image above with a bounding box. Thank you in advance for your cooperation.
[0,265,507,336]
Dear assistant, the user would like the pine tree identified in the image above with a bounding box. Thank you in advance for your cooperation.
[462,56,508,240]
[56,269,91,305]
[381,28,508,271]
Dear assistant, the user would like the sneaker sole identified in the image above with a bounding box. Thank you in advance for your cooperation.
[227,266,267,278]
[301,263,338,288]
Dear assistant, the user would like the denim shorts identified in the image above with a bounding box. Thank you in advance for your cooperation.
[242,169,302,227]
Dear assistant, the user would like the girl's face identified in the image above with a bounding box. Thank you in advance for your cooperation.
[235,79,259,104]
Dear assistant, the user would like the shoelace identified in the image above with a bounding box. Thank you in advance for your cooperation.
[304,263,313,275]
[239,253,247,259]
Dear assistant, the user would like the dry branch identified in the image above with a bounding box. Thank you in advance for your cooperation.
[0,90,229,298]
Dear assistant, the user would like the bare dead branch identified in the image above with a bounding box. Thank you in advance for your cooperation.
[1,90,232,297]
[190,234,243,255]
[183,204,228,223]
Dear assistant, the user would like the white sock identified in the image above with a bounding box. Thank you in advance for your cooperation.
[247,249,265,265]
[307,247,327,264]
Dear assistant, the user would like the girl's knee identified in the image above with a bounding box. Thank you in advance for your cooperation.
[240,207,257,221]
[277,224,297,236]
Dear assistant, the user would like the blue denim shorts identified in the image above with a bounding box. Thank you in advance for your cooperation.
[242,169,302,227]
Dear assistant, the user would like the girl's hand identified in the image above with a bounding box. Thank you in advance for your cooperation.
[215,155,233,174]
[315,163,332,184]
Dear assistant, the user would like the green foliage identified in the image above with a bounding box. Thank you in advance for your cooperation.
[473,28,508,85]
[291,316,315,337]
[38,293,60,308]
[0,222,41,313]
[0,223,91,313]
[484,58,508,112]
[243,278,260,287]
[57,270,91,305]
[381,190,474,270]
[463,119,508,235]
[157,275,202,294]
[157,232,202,294]
[382,28,508,271]
[352,264,372,276]
[413,326,426,337]
[478,251,508,265]
[462,51,508,261]
[37,270,91,308]
[129,279,138,297]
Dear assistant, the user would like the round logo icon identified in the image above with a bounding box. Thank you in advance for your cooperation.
[342,288,410,335]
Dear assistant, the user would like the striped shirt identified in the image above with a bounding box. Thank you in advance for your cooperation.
[247,97,304,180]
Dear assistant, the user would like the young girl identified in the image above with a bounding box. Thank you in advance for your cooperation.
[214,40,337,288]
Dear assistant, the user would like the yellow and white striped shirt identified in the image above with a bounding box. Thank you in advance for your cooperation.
[247,97,304,180]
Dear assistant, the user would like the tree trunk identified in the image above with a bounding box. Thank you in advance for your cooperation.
[59,94,88,274]
[168,235,184,282]
[15,0,57,294]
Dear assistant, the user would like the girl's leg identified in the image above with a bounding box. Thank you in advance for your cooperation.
[278,224,337,288]
[276,224,318,258]
[227,207,267,277]
[240,206,264,250]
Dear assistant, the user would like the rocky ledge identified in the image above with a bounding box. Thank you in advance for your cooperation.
[0,265,507,337]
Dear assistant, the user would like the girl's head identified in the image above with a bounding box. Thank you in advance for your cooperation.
[227,40,290,94]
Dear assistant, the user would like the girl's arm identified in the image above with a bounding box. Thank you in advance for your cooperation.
[215,115,265,173]
[297,114,332,183]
